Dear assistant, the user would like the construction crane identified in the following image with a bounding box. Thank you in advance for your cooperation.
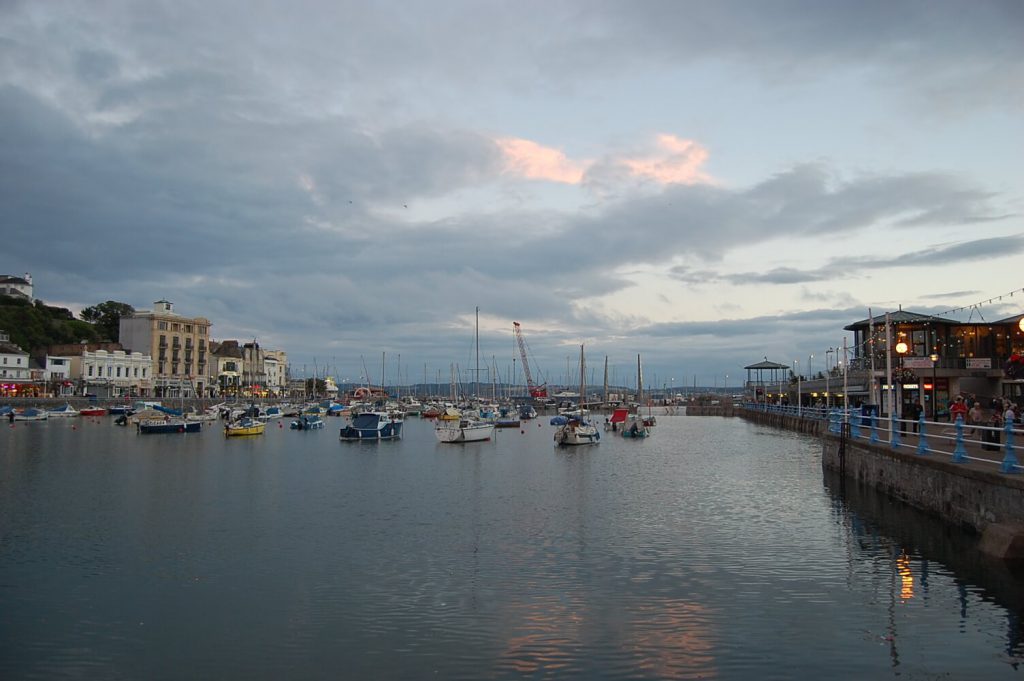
[513,321,548,399]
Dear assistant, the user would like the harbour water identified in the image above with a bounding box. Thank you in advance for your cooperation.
[1,413,1022,679]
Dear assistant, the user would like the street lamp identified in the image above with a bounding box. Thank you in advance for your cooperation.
[929,353,939,420]
[794,359,801,416]
[895,340,908,424]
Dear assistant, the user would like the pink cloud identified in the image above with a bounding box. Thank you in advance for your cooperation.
[496,137,587,184]
[621,134,713,185]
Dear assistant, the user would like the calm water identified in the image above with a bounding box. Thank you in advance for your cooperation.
[1,413,1022,680]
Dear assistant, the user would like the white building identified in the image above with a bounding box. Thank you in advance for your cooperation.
[80,349,154,398]
[0,273,33,301]
[264,350,288,396]
[43,356,77,396]
[0,330,31,395]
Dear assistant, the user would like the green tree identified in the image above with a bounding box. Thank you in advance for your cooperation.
[80,301,135,342]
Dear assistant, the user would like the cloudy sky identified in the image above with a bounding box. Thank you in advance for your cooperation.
[2,0,1022,390]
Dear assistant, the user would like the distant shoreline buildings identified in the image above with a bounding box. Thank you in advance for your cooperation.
[1,278,290,398]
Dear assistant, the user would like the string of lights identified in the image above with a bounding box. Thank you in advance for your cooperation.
[931,286,1024,319]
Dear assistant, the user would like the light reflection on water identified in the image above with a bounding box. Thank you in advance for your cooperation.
[0,413,1022,679]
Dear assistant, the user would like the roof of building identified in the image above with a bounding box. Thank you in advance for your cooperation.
[212,340,243,358]
[45,342,124,356]
[843,309,958,331]
[744,359,789,370]
[0,275,30,285]
[0,340,27,355]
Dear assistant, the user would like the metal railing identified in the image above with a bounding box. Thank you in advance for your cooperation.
[739,402,1021,474]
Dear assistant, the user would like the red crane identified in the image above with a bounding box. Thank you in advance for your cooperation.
[513,321,548,399]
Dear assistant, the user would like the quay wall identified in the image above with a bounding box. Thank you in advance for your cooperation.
[821,435,1024,533]
[684,405,736,417]
[734,407,1024,536]
[732,407,826,436]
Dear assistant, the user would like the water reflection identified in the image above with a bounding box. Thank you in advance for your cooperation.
[824,469,1024,667]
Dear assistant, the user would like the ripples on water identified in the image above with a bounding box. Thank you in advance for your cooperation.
[1,414,1022,679]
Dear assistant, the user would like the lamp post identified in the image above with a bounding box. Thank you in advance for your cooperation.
[895,340,908,425]
[929,353,939,420]
[794,359,801,416]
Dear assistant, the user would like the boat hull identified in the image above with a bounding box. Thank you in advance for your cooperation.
[338,422,403,440]
[291,416,325,430]
[435,421,495,443]
[138,420,201,434]
[224,418,266,437]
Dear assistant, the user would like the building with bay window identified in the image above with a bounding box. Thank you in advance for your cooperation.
[119,300,210,397]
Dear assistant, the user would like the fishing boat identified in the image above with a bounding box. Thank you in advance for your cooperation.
[339,411,403,441]
[138,418,201,434]
[14,408,49,421]
[47,403,79,417]
[554,345,600,447]
[224,417,266,437]
[435,417,495,443]
[79,406,108,416]
[290,414,325,430]
[605,407,629,431]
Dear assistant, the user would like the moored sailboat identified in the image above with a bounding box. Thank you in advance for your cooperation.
[554,345,600,447]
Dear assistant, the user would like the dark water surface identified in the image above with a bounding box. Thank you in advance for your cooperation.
[1,414,1022,679]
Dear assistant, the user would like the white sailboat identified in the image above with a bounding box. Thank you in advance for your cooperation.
[554,345,600,447]
[436,306,495,444]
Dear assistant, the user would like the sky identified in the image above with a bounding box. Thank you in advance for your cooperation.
[2,0,1023,391]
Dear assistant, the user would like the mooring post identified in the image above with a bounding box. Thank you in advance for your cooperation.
[1001,421,1019,474]
[870,413,879,444]
[890,413,901,449]
[915,413,928,455]
[851,411,861,439]
[951,415,967,463]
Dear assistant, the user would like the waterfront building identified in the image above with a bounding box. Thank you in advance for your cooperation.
[0,272,33,301]
[41,355,77,396]
[0,330,31,396]
[119,300,210,398]
[264,350,288,396]
[79,348,154,398]
[209,340,244,396]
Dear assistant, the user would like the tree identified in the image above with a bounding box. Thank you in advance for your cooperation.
[80,301,135,342]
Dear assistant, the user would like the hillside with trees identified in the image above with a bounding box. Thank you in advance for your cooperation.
[0,295,134,353]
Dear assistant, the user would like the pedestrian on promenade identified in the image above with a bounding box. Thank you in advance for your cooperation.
[967,401,984,437]
[949,396,968,424]
[909,400,923,433]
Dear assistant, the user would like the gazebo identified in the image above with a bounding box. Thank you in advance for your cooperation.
[744,359,790,404]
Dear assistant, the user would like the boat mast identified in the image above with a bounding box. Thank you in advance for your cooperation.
[475,306,480,401]
[579,344,586,408]
[603,355,609,407]
[637,354,643,407]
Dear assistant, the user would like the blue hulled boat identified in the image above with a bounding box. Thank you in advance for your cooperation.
[339,412,403,441]
[138,418,201,434]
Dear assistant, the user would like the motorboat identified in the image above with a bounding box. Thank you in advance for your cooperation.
[14,408,49,421]
[518,405,538,420]
[605,407,629,432]
[435,418,495,443]
[47,403,79,417]
[138,418,201,434]
[339,411,403,441]
[79,407,108,416]
[224,417,266,437]
[291,414,325,430]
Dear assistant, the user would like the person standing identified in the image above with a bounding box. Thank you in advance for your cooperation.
[967,401,984,437]
[949,396,968,424]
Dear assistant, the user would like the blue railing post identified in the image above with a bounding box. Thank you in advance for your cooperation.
[870,413,879,444]
[890,413,901,449]
[851,411,862,439]
[915,413,929,455]
[951,415,967,463]
[1001,421,1019,474]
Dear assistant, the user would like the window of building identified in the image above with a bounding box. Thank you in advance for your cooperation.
[185,325,192,333]
[172,323,180,332]
[2,357,6,365]
[142,368,147,377]
[88,365,94,376]
[134,367,139,377]
[158,321,168,330]
[107,366,112,377]
[116,367,121,377]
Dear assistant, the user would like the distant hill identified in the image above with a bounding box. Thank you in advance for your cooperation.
[0,294,101,354]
